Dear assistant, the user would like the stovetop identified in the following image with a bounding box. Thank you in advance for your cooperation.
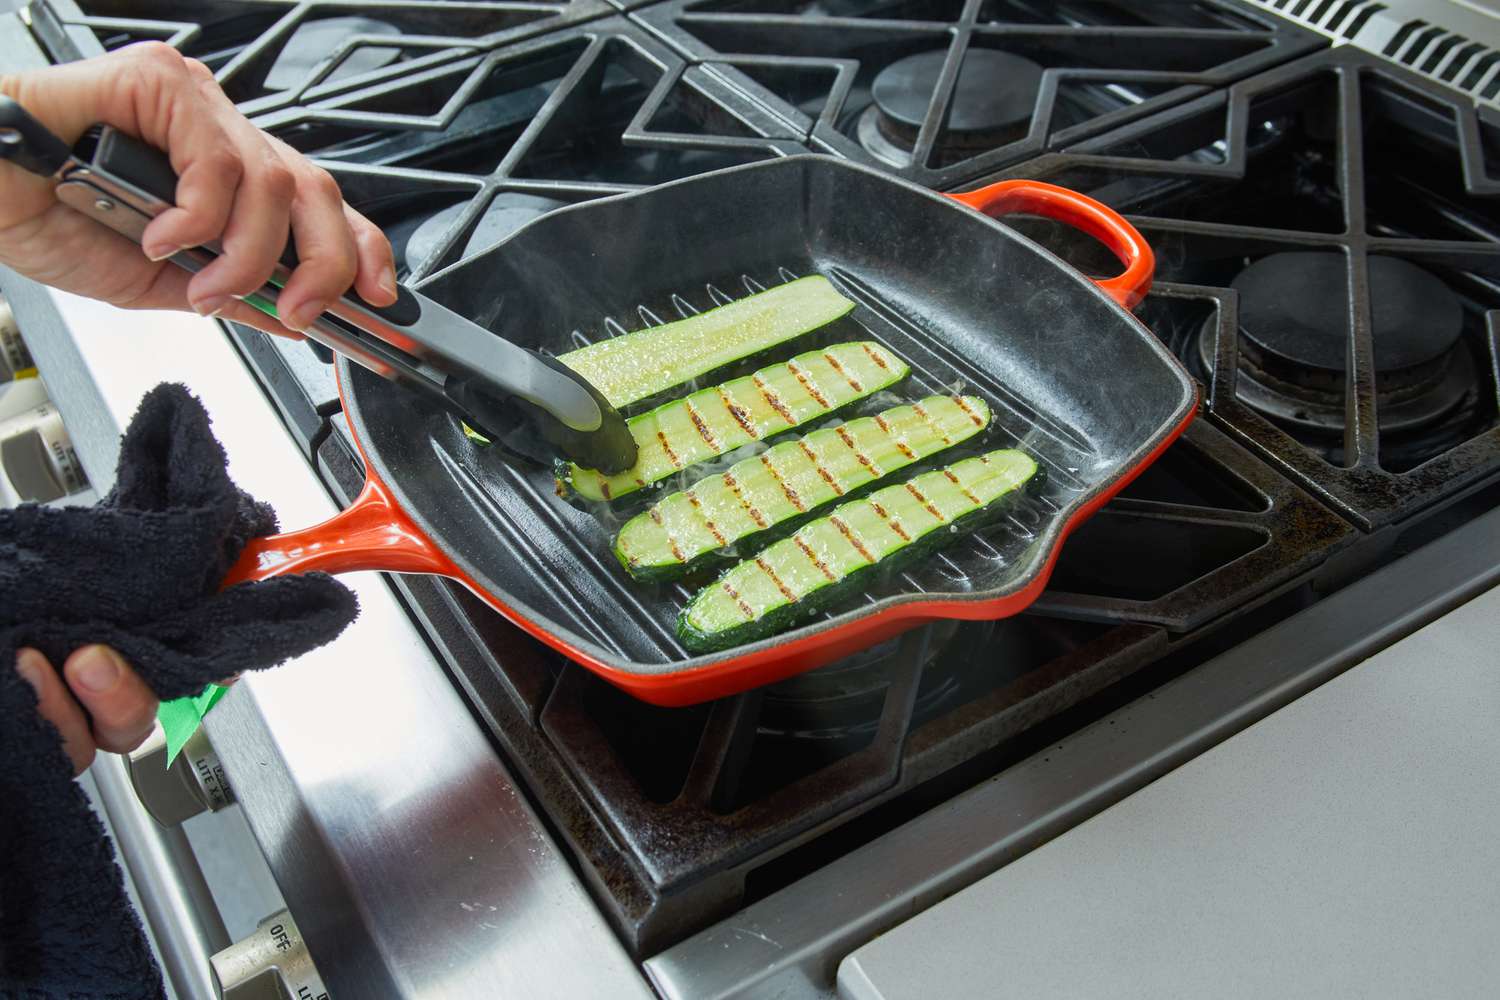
[23,0,1500,973]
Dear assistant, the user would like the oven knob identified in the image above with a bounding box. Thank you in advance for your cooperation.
[0,298,37,382]
[125,722,236,826]
[211,911,331,1000]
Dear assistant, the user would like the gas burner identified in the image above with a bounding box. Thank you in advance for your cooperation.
[855,49,1042,167]
[1201,252,1476,440]
[403,193,569,274]
[262,16,401,92]
[757,619,973,749]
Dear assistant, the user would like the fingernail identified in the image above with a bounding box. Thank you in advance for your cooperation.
[192,295,231,318]
[144,244,182,263]
[15,649,46,692]
[283,300,325,332]
[73,645,122,693]
[378,268,398,300]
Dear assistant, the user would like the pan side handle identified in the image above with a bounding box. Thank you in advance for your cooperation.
[224,474,454,585]
[946,180,1154,310]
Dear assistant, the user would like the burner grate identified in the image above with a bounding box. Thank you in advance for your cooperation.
[984,45,1500,531]
[279,410,1351,956]
[246,17,806,279]
[45,0,613,117]
[630,0,1324,188]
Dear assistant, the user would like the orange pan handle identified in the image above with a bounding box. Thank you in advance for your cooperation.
[947,179,1154,310]
[223,473,454,585]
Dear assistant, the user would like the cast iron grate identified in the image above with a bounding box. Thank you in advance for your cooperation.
[630,0,1325,189]
[984,45,1500,531]
[248,17,808,280]
[42,0,612,117]
[294,386,1353,955]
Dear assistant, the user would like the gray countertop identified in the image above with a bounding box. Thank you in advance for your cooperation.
[840,582,1500,1000]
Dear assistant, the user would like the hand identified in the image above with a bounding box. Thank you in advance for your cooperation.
[15,646,157,775]
[0,43,397,337]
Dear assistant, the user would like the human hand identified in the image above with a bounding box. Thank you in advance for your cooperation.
[15,646,157,775]
[0,43,397,337]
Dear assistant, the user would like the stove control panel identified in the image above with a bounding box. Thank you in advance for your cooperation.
[212,911,332,1000]
[126,723,236,827]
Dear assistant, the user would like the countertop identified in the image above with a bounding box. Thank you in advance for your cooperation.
[840,582,1500,1000]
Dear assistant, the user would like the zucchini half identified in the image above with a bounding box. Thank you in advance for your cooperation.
[677,449,1041,653]
[615,395,992,582]
[558,275,856,408]
[561,342,908,502]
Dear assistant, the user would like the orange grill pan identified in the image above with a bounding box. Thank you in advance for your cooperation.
[226,157,1195,706]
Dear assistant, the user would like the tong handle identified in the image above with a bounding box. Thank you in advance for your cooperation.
[68,125,606,433]
[0,94,71,176]
[87,126,425,329]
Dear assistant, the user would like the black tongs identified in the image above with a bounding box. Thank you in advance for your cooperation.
[0,96,638,474]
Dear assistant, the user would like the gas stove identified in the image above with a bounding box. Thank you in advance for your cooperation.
[5,1,1500,998]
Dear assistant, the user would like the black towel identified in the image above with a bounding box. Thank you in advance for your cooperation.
[0,384,359,999]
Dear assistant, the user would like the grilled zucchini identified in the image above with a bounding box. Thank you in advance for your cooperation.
[558,275,856,408]
[615,395,991,581]
[562,342,908,502]
[678,449,1041,652]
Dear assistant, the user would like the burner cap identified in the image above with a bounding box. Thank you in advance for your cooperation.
[1235,252,1463,372]
[264,17,402,92]
[404,193,568,273]
[872,49,1043,137]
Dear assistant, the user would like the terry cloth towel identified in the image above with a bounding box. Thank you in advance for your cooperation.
[0,383,358,1000]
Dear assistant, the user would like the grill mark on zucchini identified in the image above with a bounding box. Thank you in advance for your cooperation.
[685,491,727,547]
[720,580,755,621]
[565,343,906,502]
[800,440,844,496]
[830,515,876,562]
[823,350,863,392]
[756,558,799,604]
[859,342,892,370]
[613,395,991,581]
[718,387,758,438]
[904,481,946,521]
[656,430,683,469]
[762,454,807,513]
[911,402,955,446]
[787,359,830,409]
[684,400,720,451]
[678,449,1042,651]
[752,374,795,426]
[871,501,911,542]
[723,472,769,528]
[944,468,982,505]
[873,413,918,460]
[950,396,986,426]
[794,536,838,581]
[835,425,881,477]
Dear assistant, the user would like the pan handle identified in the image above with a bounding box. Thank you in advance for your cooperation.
[946,180,1154,310]
[223,475,453,585]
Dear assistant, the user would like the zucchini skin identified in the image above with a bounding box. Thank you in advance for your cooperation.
[677,451,1044,654]
[558,275,856,408]
[561,341,909,503]
[614,395,993,583]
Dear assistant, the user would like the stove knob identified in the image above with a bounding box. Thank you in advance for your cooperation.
[126,722,236,826]
[0,299,37,381]
[212,911,331,1000]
